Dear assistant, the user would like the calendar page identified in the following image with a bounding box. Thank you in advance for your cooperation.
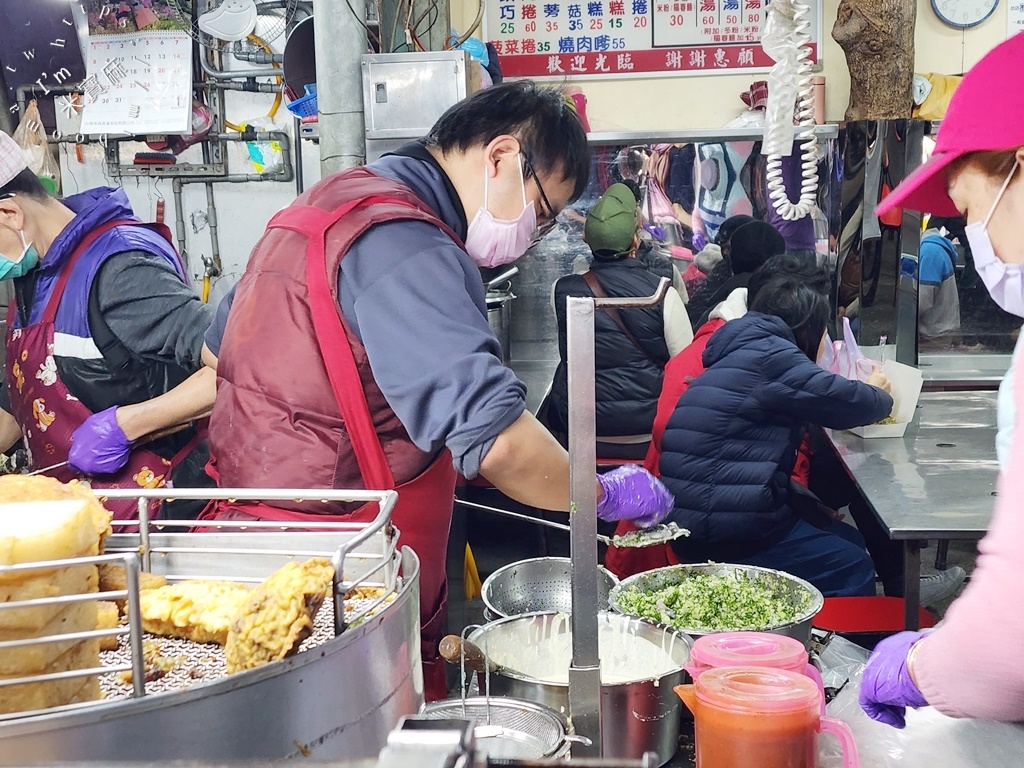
[80,31,192,135]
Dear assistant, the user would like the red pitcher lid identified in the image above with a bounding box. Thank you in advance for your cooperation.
[690,632,808,672]
[695,666,820,714]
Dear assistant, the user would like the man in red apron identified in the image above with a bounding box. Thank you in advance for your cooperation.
[202,83,675,701]
[0,132,213,519]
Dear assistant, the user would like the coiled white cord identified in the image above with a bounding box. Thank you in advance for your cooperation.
[762,0,818,221]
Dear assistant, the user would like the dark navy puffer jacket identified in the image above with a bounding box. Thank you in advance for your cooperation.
[659,312,893,560]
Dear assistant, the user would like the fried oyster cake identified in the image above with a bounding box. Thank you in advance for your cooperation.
[139,581,254,645]
[224,558,335,673]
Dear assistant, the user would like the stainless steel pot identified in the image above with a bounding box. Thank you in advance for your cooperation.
[609,563,825,648]
[486,289,515,365]
[482,556,619,621]
[466,611,692,766]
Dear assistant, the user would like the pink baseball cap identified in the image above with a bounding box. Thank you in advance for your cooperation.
[878,33,1024,218]
[0,131,28,190]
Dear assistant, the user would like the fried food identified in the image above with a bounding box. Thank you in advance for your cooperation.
[0,600,99,676]
[98,563,168,612]
[116,639,185,685]
[0,564,97,631]
[0,639,102,715]
[0,477,111,571]
[96,600,121,651]
[225,558,334,673]
[139,581,253,645]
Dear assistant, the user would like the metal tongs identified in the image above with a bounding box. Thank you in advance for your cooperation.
[455,499,689,548]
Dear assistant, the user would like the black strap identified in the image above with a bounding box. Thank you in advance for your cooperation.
[581,271,659,367]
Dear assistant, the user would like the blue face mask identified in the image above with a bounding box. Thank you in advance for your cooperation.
[0,229,40,281]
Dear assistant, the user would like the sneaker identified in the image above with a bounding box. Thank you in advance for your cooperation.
[920,566,967,608]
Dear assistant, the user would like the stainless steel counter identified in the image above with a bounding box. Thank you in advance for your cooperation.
[826,391,998,629]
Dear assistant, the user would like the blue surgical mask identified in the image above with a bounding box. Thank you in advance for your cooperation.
[0,229,39,281]
[965,159,1023,317]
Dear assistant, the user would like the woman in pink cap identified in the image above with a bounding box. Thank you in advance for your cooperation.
[860,32,1024,726]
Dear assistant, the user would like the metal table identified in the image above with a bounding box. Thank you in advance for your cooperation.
[826,391,998,630]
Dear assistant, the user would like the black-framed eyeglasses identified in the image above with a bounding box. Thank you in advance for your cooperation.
[522,152,558,242]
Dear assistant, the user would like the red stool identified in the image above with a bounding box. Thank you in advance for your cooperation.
[814,597,938,650]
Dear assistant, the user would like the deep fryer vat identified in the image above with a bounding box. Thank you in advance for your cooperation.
[0,487,422,764]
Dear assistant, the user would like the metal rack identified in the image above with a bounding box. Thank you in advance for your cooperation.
[0,487,402,723]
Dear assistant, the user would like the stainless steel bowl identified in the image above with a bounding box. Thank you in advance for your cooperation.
[609,563,825,648]
[467,611,691,766]
[482,556,619,621]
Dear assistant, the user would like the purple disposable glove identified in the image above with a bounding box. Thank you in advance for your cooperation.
[859,631,929,728]
[596,465,674,528]
[68,407,132,475]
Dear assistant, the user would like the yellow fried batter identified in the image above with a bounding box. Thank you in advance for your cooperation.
[224,558,334,673]
[98,563,168,612]
[0,475,112,550]
[139,581,253,645]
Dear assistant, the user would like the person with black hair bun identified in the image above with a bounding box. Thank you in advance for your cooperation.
[657,274,894,596]
[0,131,213,518]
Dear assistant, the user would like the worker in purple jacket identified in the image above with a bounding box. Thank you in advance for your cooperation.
[0,131,213,518]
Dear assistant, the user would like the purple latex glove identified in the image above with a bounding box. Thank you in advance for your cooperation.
[68,407,132,475]
[596,465,674,528]
[859,631,929,728]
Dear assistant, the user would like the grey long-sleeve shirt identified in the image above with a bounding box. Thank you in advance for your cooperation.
[206,147,527,479]
[1,251,212,413]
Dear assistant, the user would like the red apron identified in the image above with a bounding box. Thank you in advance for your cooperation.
[202,201,457,702]
[5,219,202,521]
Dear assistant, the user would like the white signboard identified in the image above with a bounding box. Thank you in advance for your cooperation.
[1009,0,1024,38]
[485,0,821,78]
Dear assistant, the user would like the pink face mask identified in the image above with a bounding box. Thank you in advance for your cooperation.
[464,154,538,268]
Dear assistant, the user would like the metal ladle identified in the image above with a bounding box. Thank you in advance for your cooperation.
[455,498,688,549]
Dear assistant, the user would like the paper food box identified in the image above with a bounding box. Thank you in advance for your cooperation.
[847,359,924,439]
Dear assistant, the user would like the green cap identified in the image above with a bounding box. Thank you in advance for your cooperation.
[584,183,639,258]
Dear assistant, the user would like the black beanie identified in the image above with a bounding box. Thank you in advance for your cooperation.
[729,221,786,274]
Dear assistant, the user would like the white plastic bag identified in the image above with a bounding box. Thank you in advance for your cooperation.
[821,317,880,383]
[12,101,60,195]
[244,117,283,174]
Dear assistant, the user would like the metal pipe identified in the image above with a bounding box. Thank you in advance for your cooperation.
[171,178,189,272]
[565,294,602,758]
[313,0,367,174]
[204,182,222,275]
[200,38,282,81]
[205,79,281,93]
[293,118,305,194]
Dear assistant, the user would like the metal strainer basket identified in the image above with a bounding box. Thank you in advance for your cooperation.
[420,697,576,759]
[482,556,619,620]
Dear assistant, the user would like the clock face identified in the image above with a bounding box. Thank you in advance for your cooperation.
[931,0,1000,28]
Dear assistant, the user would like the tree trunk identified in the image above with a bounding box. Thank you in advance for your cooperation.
[833,0,917,121]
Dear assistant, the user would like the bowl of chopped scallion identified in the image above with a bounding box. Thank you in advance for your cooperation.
[609,563,824,647]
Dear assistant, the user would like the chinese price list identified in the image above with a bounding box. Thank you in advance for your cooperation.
[486,0,819,78]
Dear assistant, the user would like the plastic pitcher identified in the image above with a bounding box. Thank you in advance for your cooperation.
[675,667,858,768]
[684,632,826,714]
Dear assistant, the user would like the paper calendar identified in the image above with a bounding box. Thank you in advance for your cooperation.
[79,31,192,135]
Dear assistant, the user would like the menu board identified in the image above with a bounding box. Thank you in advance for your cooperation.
[486,0,820,78]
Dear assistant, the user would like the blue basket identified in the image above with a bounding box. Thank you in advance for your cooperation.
[286,84,318,118]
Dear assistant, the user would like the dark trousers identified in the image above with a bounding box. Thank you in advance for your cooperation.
[807,427,906,596]
[737,517,877,597]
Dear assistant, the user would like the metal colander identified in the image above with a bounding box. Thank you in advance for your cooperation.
[420,697,571,759]
[481,557,619,620]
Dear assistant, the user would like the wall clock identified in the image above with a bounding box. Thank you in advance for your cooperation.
[931,0,999,28]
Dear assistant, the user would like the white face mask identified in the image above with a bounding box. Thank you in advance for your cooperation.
[464,154,538,269]
[964,159,1023,317]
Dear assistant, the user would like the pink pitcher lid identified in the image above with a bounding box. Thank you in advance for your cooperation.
[695,666,821,714]
[690,632,808,673]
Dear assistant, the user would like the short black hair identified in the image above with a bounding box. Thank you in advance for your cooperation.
[748,253,831,305]
[749,275,828,360]
[0,168,49,201]
[426,81,591,203]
